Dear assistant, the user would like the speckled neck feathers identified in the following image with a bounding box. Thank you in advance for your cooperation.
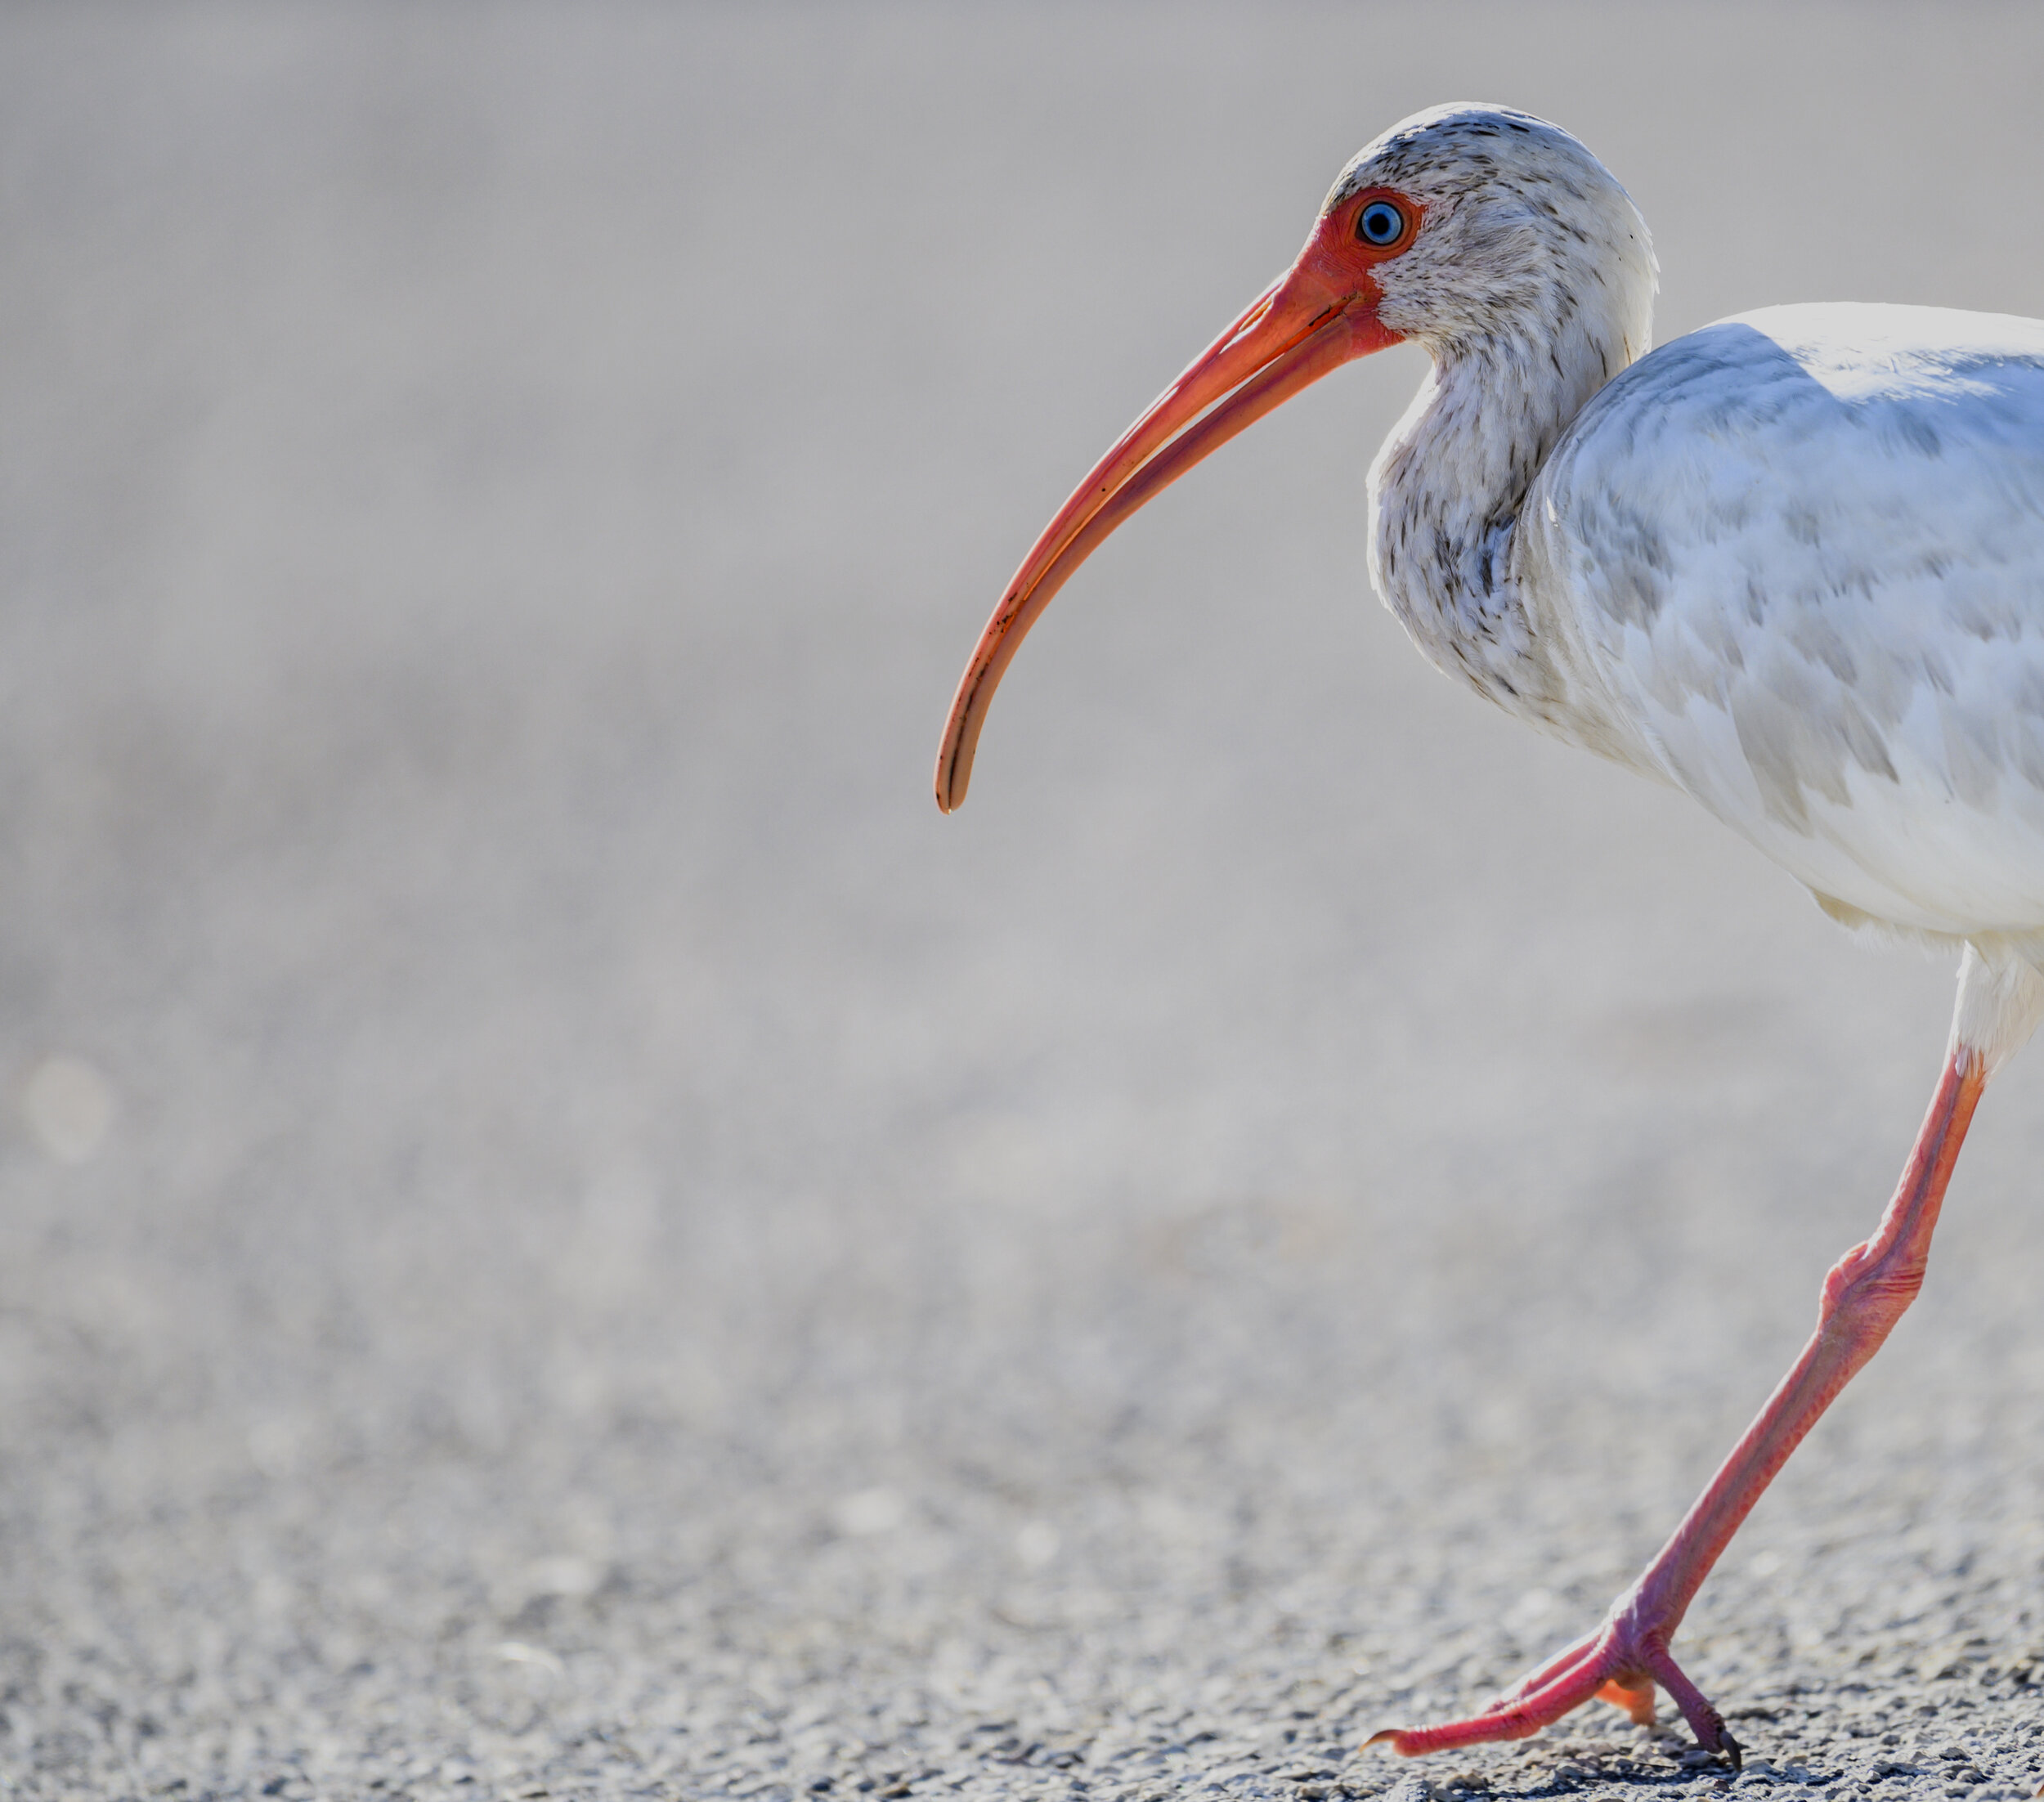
[1344,106,1656,733]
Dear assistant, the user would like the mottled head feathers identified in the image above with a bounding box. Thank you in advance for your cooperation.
[1329,104,1656,358]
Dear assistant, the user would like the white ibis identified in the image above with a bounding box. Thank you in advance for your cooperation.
[934,103,2044,1768]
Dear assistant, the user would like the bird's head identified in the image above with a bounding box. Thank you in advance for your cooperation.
[934,103,1653,814]
[1331,105,1653,356]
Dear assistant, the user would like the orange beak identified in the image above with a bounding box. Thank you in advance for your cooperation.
[934,213,1405,813]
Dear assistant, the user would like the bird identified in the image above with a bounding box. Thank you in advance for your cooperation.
[932,103,2044,1770]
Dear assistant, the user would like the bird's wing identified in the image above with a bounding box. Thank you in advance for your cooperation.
[1519,303,2044,937]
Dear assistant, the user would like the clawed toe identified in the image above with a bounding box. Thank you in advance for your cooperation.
[1362,1622,1740,1769]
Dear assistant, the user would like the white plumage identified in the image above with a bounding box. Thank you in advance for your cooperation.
[1525,304,2044,945]
[1341,110,2044,967]
[934,102,2044,1765]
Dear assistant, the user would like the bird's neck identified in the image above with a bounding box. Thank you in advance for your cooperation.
[1368,312,1640,724]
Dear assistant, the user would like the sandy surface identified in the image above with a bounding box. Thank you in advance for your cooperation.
[0,6,2040,1799]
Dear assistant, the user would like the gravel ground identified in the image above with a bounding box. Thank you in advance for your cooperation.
[0,6,2041,1800]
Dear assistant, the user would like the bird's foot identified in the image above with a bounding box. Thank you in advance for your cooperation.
[1364,1609,1742,1769]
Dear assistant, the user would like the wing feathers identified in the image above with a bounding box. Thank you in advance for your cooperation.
[1522,303,2044,932]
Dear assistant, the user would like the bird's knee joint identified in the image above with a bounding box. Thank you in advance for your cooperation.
[1819,1247,1925,1329]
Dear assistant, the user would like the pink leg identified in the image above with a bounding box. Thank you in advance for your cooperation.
[1369,1042,1989,1769]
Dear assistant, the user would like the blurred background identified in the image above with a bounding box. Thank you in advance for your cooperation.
[0,5,2041,1798]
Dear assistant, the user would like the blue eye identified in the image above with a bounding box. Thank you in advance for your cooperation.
[1356,199,1405,247]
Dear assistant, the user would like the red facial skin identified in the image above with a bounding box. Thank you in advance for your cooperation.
[935,188,1424,813]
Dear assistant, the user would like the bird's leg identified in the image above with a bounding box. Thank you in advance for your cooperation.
[1369,1013,1999,1769]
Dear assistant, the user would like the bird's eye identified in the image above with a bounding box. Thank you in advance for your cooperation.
[1356,199,1406,247]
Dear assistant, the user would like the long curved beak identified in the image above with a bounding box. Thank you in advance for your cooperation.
[934,226,1402,813]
